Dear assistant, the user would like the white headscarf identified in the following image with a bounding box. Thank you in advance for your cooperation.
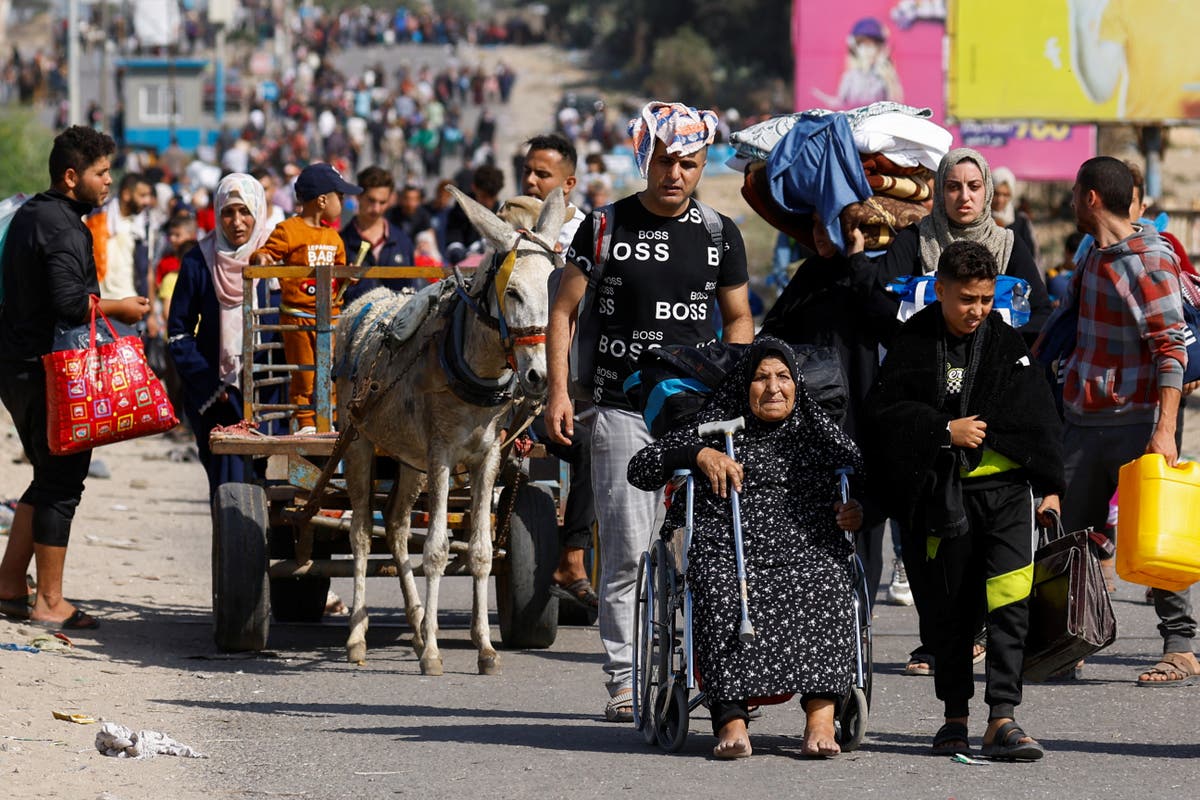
[991,166,1018,227]
[199,173,271,387]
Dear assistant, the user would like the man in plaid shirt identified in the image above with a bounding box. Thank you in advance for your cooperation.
[1060,156,1198,686]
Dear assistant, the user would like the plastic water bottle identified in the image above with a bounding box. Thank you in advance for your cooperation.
[1010,281,1031,328]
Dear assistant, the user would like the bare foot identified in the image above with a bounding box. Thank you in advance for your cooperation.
[802,699,841,757]
[551,567,589,586]
[713,719,752,760]
[325,590,348,616]
[801,722,840,757]
[29,595,80,626]
[552,547,589,587]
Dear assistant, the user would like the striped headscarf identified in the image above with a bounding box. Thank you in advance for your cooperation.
[628,101,719,177]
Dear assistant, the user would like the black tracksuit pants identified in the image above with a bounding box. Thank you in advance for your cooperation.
[902,479,1035,721]
[0,363,92,547]
[530,414,594,551]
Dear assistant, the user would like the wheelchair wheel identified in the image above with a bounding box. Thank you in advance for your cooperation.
[634,542,672,744]
[633,551,656,742]
[851,555,874,706]
[860,621,874,707]
[655,680,690,753]
[836,685,869,752]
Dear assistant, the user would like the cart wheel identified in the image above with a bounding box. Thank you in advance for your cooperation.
[496,482,560,649]
[267,526,331,623]
[212,483,270,652]
[655,680,690,753]
[836,685,869,752]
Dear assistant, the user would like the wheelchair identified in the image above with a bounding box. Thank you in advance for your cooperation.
[632,469,873,753]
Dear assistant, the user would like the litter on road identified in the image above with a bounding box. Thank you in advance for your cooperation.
[95,721,207,759]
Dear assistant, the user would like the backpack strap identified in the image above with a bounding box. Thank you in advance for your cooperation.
[692,198,725,256]
[589,203,616,289]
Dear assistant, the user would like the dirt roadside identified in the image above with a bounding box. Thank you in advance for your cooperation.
[0,429,229,800]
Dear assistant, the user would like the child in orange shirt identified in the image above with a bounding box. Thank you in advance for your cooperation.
[252,163,362,434]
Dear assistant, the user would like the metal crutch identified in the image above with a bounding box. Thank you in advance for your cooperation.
[697,416,754,643]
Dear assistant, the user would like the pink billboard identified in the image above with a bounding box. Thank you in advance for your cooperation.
[791,0,1095,181]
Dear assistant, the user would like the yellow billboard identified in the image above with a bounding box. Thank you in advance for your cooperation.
[949,0,1200,122]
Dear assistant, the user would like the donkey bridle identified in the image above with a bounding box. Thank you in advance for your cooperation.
[440,229,559,405]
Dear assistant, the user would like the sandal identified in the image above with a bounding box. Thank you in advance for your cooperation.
[904,654,934,676]
[549,578,599,611]
[1136,652,1200,688]
[931,721,970,756]
[973,629,987,665]
[981,720,1044,761]
[29,608,99,631]
[604,687,633,723]
[1045,659,1085,682]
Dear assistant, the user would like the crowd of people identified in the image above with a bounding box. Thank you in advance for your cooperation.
[0,84,1196,770]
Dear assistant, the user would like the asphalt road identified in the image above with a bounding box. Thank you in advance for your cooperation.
[4,432,1195,800]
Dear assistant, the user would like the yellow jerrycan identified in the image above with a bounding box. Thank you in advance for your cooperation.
[1116,454,1200,592]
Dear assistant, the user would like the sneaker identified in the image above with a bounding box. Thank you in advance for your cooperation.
[295,425,318,436]
[887,560,914,606]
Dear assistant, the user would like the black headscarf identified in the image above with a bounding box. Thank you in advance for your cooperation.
[695,335,862,469]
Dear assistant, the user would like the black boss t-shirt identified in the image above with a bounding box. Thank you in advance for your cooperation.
[567,195,749,408]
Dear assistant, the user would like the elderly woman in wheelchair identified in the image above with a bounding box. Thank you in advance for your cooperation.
[628,337,864,759]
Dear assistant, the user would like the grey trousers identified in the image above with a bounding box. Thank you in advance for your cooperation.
[1061,420,1195,653]
[590,406,659,693]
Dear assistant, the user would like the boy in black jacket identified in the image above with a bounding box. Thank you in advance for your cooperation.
[865,240,1064,761]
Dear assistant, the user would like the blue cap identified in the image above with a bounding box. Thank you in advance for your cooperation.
[851,17,885,41]
[295,162,362,202]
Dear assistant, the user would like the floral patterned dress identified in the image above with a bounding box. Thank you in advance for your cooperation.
[627,338,862,704]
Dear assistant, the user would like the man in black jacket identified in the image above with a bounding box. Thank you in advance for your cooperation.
[0,126,150,630]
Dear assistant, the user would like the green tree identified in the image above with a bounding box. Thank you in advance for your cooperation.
[644,26,717,106]
[0,111,53,198]
[529,0,792,109]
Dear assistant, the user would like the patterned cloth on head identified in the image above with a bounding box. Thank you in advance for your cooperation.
[628,101,719,177]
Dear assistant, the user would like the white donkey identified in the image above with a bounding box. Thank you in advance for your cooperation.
[334,187,566,674]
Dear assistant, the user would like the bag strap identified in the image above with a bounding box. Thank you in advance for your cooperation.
[1087,529,1115,557]
[88,294,120,351]
[589,203,615,293]
[1039,508,1115,556]
[693,198,725,255]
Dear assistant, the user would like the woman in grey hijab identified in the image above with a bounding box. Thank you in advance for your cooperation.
[844,146,1051,341]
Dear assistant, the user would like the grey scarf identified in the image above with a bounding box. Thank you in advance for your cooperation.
[917,147,1014,275]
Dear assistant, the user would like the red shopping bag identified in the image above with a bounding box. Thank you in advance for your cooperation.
[43,297,178,455]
